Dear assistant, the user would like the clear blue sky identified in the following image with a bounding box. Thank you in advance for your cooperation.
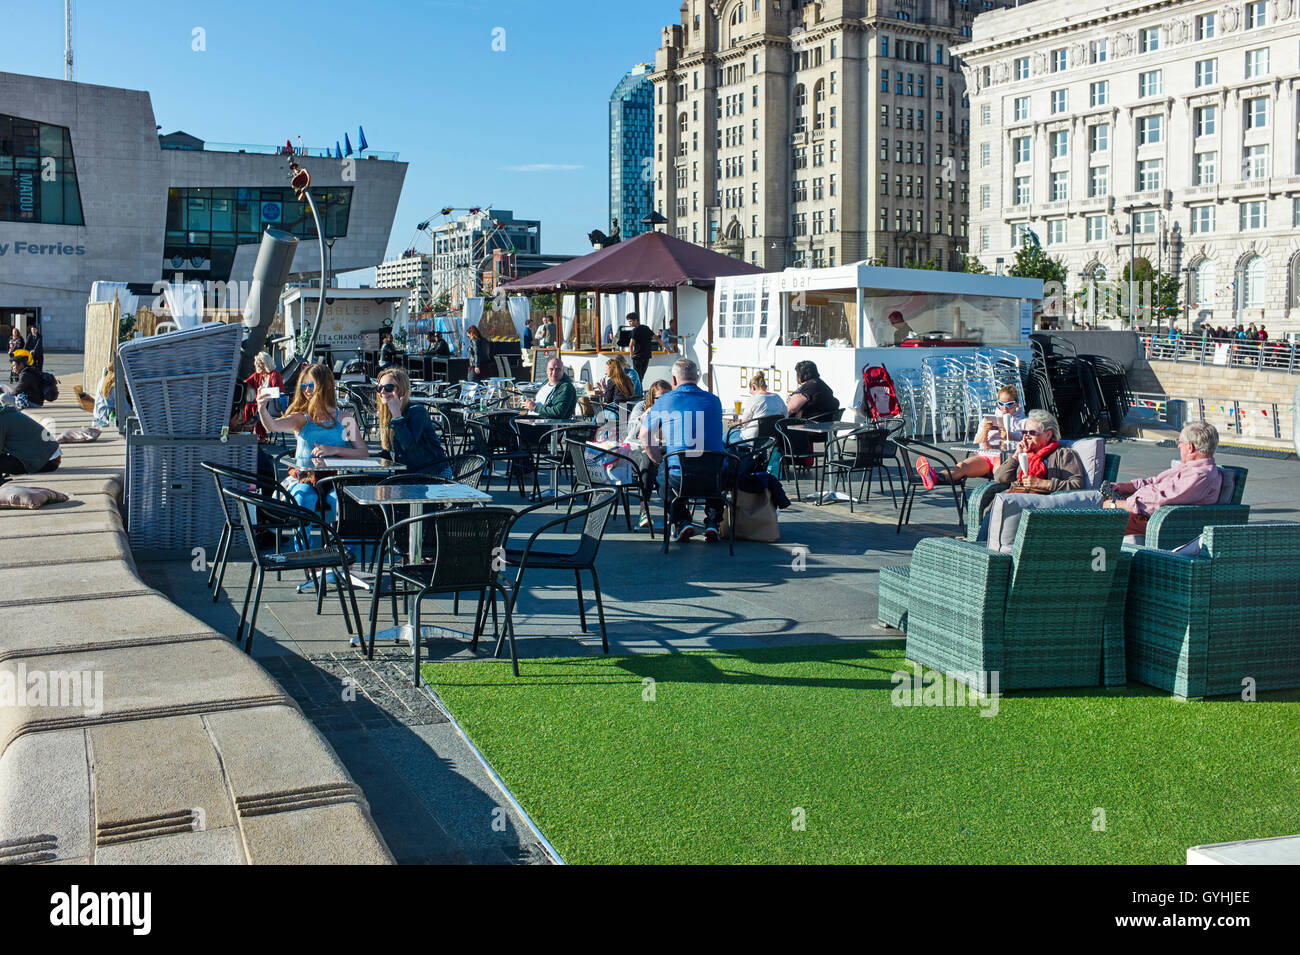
[7,0,669,279]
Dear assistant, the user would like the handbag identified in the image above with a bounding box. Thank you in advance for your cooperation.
[721,488,780,542]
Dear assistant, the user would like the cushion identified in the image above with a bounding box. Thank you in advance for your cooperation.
[0,485,70,510]
[1064,437,1105,489]
[58,427,101,444]
[987,489,1103,554]
[1215,467,1236,505]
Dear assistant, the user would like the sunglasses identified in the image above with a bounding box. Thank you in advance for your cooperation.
[997,400,1017,408]
[301,382,315,392]
[379,383,398,394]
[1021,428,1044,436]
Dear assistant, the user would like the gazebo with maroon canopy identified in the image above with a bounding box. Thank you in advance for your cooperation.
[501,231,765,389]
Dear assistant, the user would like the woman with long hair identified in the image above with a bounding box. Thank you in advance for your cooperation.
[257,363,367,518]
[242,351,283,439]
[465,324,492,382]
[375,367,452,479]
[621,379,673,531]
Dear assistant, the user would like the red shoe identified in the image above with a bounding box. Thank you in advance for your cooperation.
[916,456,937,491]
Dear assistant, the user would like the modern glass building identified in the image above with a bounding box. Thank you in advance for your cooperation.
[609,63,655,240]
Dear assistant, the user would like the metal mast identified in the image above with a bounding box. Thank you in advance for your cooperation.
[64,0,74,80]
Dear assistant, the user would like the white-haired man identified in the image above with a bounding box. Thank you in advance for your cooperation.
[1104,421,1222,537]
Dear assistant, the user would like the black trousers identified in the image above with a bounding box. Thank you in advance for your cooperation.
[632,354,650,380]
[0,452,59,475]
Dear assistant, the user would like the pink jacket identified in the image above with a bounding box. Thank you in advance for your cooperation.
[1128,457,1222,517]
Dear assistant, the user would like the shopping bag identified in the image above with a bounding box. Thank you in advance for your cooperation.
[721,488,780,542]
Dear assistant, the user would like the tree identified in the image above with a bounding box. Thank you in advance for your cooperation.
[532,292,556,311]
[1008,241,1068,287]
[962,255,990,274]
[904,257,941,270]
[433,290,451,313]
[1120,259,1180,327]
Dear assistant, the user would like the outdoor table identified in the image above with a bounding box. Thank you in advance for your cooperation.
[787,421,858,505]
[515,418,596,499]
[343,482,494,646]
[410,395,458,407]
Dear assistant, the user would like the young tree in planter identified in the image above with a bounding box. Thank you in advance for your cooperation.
[962,255,990,274]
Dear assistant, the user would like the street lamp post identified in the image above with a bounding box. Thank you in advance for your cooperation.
[1126,205,1137,331]
[1182,266,1194,334]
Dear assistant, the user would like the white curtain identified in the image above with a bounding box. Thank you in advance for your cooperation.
[561,293,577,346]
[162,282,204,330]
[507,297,530,341]
[461,297,484,357]
[640,290,671,332]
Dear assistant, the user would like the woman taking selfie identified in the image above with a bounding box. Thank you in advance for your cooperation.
[242,351,283,439]
[257,363,367,518]
[375,367,453,479]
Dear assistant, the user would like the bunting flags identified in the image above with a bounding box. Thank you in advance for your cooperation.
[344,133,353,157]
[335,141,342,159]
[358,126,369,151]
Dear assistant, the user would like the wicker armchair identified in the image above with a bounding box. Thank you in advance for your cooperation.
[1140,465,1249,549]
[878,508,1130,692]
[965,451,1121,540]
[1125,522,1300,698]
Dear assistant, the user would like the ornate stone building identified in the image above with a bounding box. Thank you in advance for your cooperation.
[650,0,1013,271]
[960,0,1300,330]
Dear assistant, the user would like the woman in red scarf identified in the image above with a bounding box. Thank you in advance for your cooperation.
[990,409,1087,493]
[241,351,283,440]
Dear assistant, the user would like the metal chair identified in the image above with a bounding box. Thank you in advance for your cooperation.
[775,417,819,500]
[727,436,779,477]
[200,461,301,602]
[565,439,653,536]
[502,488,620,658]
[222,487,364,654]
[893,438,968,533]
[824,426,898,512]
[314,472,388,570]
[661,449,741,555]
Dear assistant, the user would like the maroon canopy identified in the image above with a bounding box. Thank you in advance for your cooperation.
[501,230,765,293]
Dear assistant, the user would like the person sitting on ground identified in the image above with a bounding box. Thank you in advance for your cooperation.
[257,363,368,519]
[737,371,787,440]
[1103,421,1222,539]
[376,367,452,479]
[523,358,577,419]
[0,394,61,475]
[640,358,725,543]
[1,351,44,409]
[988,409,1087,493]
[914,385,1027,489]
[786,360,838,421]
[93,365,116,429]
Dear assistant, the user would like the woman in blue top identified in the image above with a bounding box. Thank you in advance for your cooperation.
[375,368,453,479]
[257,363,368,518]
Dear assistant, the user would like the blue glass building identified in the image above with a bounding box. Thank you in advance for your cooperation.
[609,64,654,240]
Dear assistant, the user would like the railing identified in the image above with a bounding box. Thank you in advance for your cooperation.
[163,141,400,161]
[1139,335,1300,374]
[1130,389,1292,441]
[1128,391,1171,425]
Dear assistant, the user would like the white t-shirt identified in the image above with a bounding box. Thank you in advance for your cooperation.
[740,393,787,438]
[985,410,1028,450]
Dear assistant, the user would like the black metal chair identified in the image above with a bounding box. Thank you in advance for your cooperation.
[516,421,597,502]
[465,417,530,496]
[222,487,364,653]
[661,449,741,555]
[775,417,819,500]
[200,461,301,602]
[502,488,620,658]
[565,439,653,536]
[824,426,898,513]
[313,472,388,570]
[726,413,782,445]
[893,438,968,533]
[369,507,519,683]
[727,437,779,478]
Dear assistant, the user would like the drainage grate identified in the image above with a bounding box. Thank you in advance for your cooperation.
[261,651,448,731]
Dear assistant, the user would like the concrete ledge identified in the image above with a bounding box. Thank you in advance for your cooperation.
[0,402,392,865]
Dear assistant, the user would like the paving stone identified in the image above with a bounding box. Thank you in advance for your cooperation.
[94,826,245,865]
[239,802,392,865]
[0,729,91,863]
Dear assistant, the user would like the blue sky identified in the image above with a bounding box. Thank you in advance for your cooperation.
[7,0,670,279]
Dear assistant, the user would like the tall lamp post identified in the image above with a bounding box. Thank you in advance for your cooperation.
[1182,265,1194,334]
[1126,204,1137,331]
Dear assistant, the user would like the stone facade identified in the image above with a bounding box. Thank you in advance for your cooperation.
[650,0,1011,271]
[960,0,1300,332]
[376,252,434,314]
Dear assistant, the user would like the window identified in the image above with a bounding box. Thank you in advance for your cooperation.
[980,104,991,126]
[1087,215,1107,241]
[1194,59,1217,87]
[980,225,990,252]
[1245,48,1269,78]
[1089,39,1108,64]
[880,173,889,195]
[1194,105,1217,137]
[1191,205,1215,234]
[1241,255,1266,308]
[1015,136,1031,164]
[880,138,889,161]
[980,184,991,210]
[1047,219,1067,244]
[1089,124,1109,153]
[1050,48,1067,72]
[1139,27,1160,53]
[1194,151,1217,185]
[1245,97,1268,130]
[881,69,889,92]
[829,174,836,196]
[1051,171,1069,201]
[1014,176,1031,205]
[1193,259,1217,307]
[1012,222,1031,247]
[881,104,889,126]
[0,113,85,226]
[1050,130,1068,158]
[1240,200,1266,230]
[1139,70,1162,97]
[1014,96,1030,121]
[1244,1,1267,29]
[1089,81,1108,107]
[1137,115,1163,146]
[1243,144,1269,180]
[1195,13,1217,40]
[881,36,890,57]
[1013,57,1030,80]
[1136,158,1164,191]
[980,142,991,167]
[1050,89,1067,114]
[1295,196,1300,228]
[1089,165,1108,197]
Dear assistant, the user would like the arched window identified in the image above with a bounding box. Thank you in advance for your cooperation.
[1192,258,1216,308]
[794,84,807,109]
[813,79,826,130]
[730,3,745,26]
[1289,252,1300,309]
[1239,255,1265,310]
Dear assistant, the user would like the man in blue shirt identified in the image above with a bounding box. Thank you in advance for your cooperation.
[640,357,725,542]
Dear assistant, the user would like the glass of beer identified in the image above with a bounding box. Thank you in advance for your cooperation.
[734,400,743,416]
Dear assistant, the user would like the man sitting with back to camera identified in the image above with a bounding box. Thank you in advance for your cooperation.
[1103,421,1222,540]
[639,357,725,543]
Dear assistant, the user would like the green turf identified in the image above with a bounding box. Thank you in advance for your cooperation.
[423,643,1300,864]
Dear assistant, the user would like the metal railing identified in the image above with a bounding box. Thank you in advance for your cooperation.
[1130,389,1292,441]
[1140,334,1300,374]
[165,141,400,161]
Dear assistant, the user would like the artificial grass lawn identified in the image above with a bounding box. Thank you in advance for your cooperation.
[423,643,1300,864]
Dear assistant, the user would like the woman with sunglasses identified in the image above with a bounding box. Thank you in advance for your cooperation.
[915,384,1027,489]
[990,408,1086,493]
[375,367,453,479]
[257,363,368,517]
